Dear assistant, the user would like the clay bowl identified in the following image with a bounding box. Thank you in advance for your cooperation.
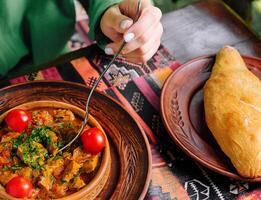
[0,81,151,200]
[0,100,110,200]
[160,55,261,182]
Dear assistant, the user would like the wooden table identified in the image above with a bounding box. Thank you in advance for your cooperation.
[161,0,261,63]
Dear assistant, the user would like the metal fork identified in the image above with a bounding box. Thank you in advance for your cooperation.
[58,0,142,153]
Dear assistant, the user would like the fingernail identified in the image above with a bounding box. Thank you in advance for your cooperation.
[105,47,114,55]
[120,19,133,29]
[124,33,135,43]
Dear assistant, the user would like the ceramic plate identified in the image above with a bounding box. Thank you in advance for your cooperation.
[160,55,261,182]
[0,81,152,199]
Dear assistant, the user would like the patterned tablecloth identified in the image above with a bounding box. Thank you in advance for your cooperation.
[3,19,261,200]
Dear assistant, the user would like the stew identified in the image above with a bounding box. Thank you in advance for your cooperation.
[0,108,103,199]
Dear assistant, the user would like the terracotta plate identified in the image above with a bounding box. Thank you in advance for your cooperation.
[0,81,152,199]
[160,55,261,182]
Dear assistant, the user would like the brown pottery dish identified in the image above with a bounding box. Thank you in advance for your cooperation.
[160,55,261,182]
[0,81,151,199]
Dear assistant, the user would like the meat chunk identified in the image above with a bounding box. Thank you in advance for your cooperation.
[62,160,81,182]
[32,110,54,126]
[47,157,65,178]
[82,154,99,173]
[69,176,85,190]
[53,109,75,122]
[72,147,91,163]
[37,188,50,200]
[1,132,21,143]
[62,152,72,166]
[38,157,65,190]
[30,188,41,199]
[47,130,58,143]
[38,170,55,191]
[17,141,48,169]
[0,142,12,165]
[17,167,33,180]
[51,182,68,198]
[46,130,58,155]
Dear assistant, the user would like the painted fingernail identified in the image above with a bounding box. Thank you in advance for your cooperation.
[105,47,114,55]
[120,19,133,29]
[124,33,135,43]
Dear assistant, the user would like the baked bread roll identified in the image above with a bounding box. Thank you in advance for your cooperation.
[204,46,261,178]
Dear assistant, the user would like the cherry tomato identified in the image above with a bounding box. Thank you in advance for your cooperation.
[81,127,106,154]
[6,176,33,198]
[5,109,31,132]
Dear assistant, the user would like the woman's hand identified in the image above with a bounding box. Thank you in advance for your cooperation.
[100,0,163,63]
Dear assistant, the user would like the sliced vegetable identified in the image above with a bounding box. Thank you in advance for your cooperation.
[81,128,105,155]
[5,109,31,132]
[6,176,33,198]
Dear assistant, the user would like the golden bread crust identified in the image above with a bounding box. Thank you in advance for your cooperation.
[204,46,261,178]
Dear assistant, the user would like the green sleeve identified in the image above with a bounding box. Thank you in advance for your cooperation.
[0,0,75,77]
[79,0,121,49]
[252,0,261,38]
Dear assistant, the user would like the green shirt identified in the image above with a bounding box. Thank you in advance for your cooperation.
[0,0,120,77]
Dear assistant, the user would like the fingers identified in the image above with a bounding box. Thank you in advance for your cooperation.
[123,38,161,63]
[105,32,161,63]
[119,0,153,17]
[123,6,162,43]
[105,24,163,55]
[100,5,133,42]
[101,1,163,64]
